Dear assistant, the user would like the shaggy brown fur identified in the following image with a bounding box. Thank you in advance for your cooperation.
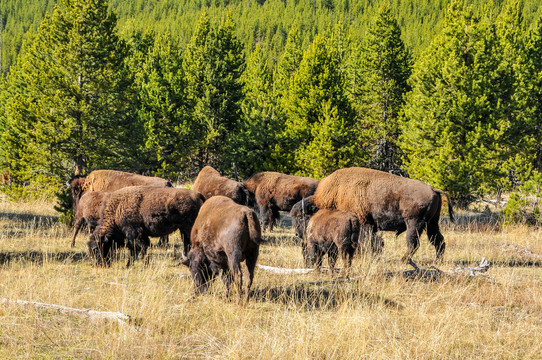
[89,186,204,266]
[244,172,319,231]
[70,170,172,246]
[70,191,108,248]
[313,167,454,262]
[70,170,171,210]
[193,166,252,206]
[182,196,261,303]
[306,209,360,272]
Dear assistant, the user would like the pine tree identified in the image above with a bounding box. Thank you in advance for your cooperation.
[400,1,508,202]
[132,33,199,179]
[0,0,138,188]
[353,6,412,174]
[284,29,356,177]
[183,12,245,173]
[233,44,283,178]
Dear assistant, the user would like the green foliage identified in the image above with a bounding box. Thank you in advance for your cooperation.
[53,182,74,225]
[502,171,542,226]
[284,29,355,177]
[401,1,517,202]
[352,6,412,173]
[1,0,141,189]
[183,12,245,173]
[130,33,198,179]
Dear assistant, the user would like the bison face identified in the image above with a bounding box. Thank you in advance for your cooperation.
[183,248,214,294]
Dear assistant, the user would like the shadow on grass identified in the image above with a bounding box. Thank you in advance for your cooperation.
[0,212,59,228]
[0,250,87,265]
[249,282,402,310]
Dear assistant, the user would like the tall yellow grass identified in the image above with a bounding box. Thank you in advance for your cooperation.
[0,199,541,359]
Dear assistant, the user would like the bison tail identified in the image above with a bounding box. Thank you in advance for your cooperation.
[433,188,455,223]
[246,211,263,244]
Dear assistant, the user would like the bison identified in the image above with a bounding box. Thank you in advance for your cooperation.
[70,170,171,212]
[244,172,319,231]
[182,196,261,303]
[89,186,205,266]
[193,166,253,206]
[70,191,108,248]
[306,209,360,273]
[70,170,172,247]
[313,167,454,262]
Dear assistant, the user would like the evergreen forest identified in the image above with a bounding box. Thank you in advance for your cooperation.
[1,0,542,206]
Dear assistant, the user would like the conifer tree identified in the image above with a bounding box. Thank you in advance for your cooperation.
[284,30,356,177]
[183,12,245,172]
[400,2,508,201]
[1,0,138,186]
[353,6,412,173]
[132,34,199,179]
[233,44,283,177]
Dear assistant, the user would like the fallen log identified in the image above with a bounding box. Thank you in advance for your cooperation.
[1,298,140,329]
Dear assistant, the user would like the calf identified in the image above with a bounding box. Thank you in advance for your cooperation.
[70,191,108,247]
[306,209,360,273]
[289,196,319,266]
[182,196,261,303]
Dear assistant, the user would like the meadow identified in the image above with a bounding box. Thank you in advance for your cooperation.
[0,197,541,359]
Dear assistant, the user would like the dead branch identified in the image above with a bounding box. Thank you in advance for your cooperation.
[257,264,314,275]
[1,298,140,329]
[395,258,491,281]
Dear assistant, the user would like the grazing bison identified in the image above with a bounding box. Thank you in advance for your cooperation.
[244,172,319,231]
[89,186,205,267]
[313,167,454,262]
[70,170,171,211]
[289,196,319,264]
[182,196,261,303]
[70,170,172,246]
[306,209,360,272]
[193,166,253,206]
[70,191,108,247]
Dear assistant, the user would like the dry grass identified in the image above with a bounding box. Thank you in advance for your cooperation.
[1,199,541,359]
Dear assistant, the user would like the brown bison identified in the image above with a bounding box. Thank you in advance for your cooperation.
[70,170,172,246]
[306,209,361,272]
[182,196,261,303]
[89,186,205,266]
[289,196,319,264]
[313,167,454,262]
[193,166,253,206]
[244,172,319,231]
[70,170,171,212]
[70,191,108,248]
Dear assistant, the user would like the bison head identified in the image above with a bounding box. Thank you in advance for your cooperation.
[290,196,319,239]
[182,247,214,294]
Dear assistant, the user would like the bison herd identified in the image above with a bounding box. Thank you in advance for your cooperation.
[70,167,454,302]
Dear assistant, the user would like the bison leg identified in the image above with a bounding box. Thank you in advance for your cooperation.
[311,243,323,271]
[221,269,234,298]
[71,217,85,248]
[180,229,191,259]
[402,220,425,263]
[244,247,259,304]
[327,244,338,272]
[301,242,311,267]
[259,204,273,232]
[427,219,445,260]
[228,254,244,302]
[157,235,169,248]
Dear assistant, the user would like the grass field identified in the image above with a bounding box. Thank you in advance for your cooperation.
[1,198,541,359]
